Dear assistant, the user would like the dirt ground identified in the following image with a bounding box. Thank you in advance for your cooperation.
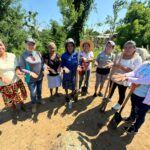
[0,71,150,150]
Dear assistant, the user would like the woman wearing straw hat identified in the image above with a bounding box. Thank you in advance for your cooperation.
[61,38,78,108]
[43,42,61,98]
[79,40,94,94]
[0,40,27,120]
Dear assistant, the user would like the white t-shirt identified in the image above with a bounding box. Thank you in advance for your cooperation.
[113,53,142,86]
[80,51,94,70]
[0,53,19,86]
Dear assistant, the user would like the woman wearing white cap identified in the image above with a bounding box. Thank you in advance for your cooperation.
[19,37,46,113]
[109,40,142,110]
[61,38,78,107]
[93,40,115,97]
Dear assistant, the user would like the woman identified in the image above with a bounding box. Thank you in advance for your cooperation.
[43,42,61,97]
[112,61,150,134]
[0,40,27,116]
[61,38,78,107]
[79,40,94,95]
[19,37,45,113]
[108,41,142,110]
[93,40,115,97]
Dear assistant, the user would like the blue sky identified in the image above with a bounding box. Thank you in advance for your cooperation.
[21,0,128,32]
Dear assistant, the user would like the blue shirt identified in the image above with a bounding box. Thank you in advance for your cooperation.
[134,64,150,97]
[61,51,78,74]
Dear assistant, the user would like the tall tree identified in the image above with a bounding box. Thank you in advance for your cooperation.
[58,0,94,46]
[105,0,127,35]
[116,1,150,48]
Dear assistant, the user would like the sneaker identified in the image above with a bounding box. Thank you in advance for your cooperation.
[32,104,37,113]
[125,126,138,134]
[98,92,103,97]
[93,92,97,97]
[112,103,121,111]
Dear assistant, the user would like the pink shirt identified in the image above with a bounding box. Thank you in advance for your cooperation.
[125,61,150,105]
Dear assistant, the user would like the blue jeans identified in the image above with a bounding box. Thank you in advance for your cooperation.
[79,70,90,89]
[130,94,150,132]
[27,79,43,104]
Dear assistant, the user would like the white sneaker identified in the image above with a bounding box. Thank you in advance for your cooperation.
[112,103,121,110]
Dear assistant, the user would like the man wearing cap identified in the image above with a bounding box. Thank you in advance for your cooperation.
[19,37,46,113]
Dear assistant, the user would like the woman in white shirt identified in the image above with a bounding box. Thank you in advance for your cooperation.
[78,40,94,94]
[109,41,142,110]
[0,40,27,116]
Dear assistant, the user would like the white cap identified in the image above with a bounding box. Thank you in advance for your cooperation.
[107,40,115,47]
[65,38,75,45]
[25,37,35,44]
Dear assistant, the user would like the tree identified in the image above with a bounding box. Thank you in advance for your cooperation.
[38,20,66,54]
[0,1,27,54]
[104,0,127,35]
[116,1,150,48]
[0,0,12,21]
[24,11,39,39]
[58,0,94,46]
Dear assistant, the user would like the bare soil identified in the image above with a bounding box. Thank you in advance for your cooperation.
[0,71,150,150]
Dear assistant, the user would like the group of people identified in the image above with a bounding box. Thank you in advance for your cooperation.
[0,37,150,135]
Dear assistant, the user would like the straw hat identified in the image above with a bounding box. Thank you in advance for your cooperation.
[80,39,94,51]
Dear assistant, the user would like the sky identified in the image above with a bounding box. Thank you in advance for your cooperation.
[21,0,128,32]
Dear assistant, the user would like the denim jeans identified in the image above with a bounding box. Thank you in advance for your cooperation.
[79,70,90,89]
[130,93,150,132]
[27,79,43,104]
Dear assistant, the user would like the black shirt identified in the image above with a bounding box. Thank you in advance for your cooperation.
[43,53,61,76]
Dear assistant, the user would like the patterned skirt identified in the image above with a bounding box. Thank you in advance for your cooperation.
[0,80,27,107]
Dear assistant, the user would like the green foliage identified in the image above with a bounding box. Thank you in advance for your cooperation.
[0,1,27,52]
[116,1,150,48]
[58,0,94,46]
[105,0,128,34]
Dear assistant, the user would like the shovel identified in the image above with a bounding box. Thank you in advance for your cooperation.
[99,81,115,112]
[99,53,123,112]
[108,84,138,129]
[99,54,119,112]
[81,70,88,96]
